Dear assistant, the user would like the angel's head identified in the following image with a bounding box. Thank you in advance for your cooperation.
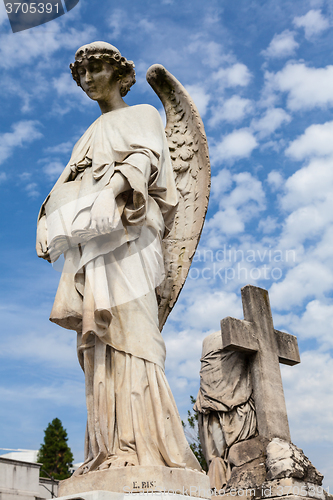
[70,41,136,98]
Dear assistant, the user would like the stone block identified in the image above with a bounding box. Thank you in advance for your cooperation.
[266,439,323,485]
[57,493,211,500]
[226,457,267,491]
[59,466,211,499]
[228,436,268,467]
[220,478,331,500]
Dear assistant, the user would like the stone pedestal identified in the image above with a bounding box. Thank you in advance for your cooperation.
[220,477,332,500]
[58,493,209,500]
[59,466,211,499]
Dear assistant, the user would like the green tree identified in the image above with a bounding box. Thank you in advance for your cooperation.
[182,396,208,472]
[37,418,74,480]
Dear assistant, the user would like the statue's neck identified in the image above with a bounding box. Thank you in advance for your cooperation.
[98,95,129,114]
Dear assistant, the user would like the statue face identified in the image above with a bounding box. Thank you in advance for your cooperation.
[77,58,119,101]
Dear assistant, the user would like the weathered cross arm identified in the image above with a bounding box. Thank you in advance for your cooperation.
[221,318,300,366]
[274,329,300,366]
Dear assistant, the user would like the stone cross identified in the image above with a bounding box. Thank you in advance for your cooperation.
[221,284,300,442]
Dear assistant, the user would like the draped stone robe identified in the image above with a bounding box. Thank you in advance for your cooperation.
[38,104,200,473]
[194,331,257,488]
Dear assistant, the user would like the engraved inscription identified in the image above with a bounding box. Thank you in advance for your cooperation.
[132,480,157,489]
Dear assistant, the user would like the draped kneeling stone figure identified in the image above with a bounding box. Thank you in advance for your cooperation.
[195,285,327,498]
[194,330,257,490]
[36,41,211,496]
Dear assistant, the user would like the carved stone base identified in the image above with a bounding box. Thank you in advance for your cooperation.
[57,493,213,500]
[221,437,325,494]
[58,466,211,499]
[220,478,332,500]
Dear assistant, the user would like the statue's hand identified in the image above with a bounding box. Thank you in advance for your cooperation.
[90,188,116,234]
[36,215,51,262]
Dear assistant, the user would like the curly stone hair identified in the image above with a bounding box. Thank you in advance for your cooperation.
[70,41,136,97]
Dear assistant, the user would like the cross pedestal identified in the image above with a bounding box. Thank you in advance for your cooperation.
[221,285,300,442]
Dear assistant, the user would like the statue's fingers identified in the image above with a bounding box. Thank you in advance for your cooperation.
[109,217,116,230]
[99,218,106,233]
[36,245,43,258]
[41,241,48,253]
[98,217,107,233]
[101,217,108,234]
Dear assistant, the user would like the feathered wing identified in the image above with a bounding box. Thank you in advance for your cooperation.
[146,64,211,331]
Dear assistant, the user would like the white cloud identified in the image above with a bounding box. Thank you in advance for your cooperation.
[44,141,73,155]
[0,23,96,69]
[280,201,333,253]
[0,1,8,26]
[0,380,84,408]
[262,30,299,59]
[288,300,333,348]
[201,41,229,68]
[293,9,329,39]
[269,260,333,310]
[138,18,155,34]
[187,40,232,69]
[107,8,125,38]
[275,154,333,259]
[0,121,42,166]
[267,170,284,190]
[43,161,66,181]
[53,73,82,97]
[212,129,258,163]
[163,289,243,399]
[167,287,243,337]
[178,290,242,331]
[19,172,32,181]
[286,121,333,160]
[206,207,245,235]
[312,225,333,262]
[25,183,39,198]
[258,216,279,234]
[0,172,7,183]
[282,157,333,211]
[206,171,265,234]
[0,316,77,370]
[106,10,156,39]
[185,85,210,117]
[282,351,333,442]
[224,172,265,212]
[211,168,233,199]
[209,95,253,127]
[267,63,333,111]
[251,108,291,138]
[213,63,252,89]
[2,72,46,114]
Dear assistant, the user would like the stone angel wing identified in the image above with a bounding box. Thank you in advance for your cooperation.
[146,64,211,331]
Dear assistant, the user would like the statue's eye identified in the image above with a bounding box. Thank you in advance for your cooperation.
[77,68,85,76]
[90,62,102,72]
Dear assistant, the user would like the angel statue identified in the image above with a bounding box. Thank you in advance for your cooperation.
[36,41,210,476]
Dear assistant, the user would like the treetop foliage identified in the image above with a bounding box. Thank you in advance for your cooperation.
[182,395,208,472]
[37,418,74,480]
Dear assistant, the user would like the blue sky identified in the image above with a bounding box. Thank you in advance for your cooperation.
[0,0,333,489]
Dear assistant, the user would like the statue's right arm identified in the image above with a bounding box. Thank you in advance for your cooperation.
[36,214,51,262]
